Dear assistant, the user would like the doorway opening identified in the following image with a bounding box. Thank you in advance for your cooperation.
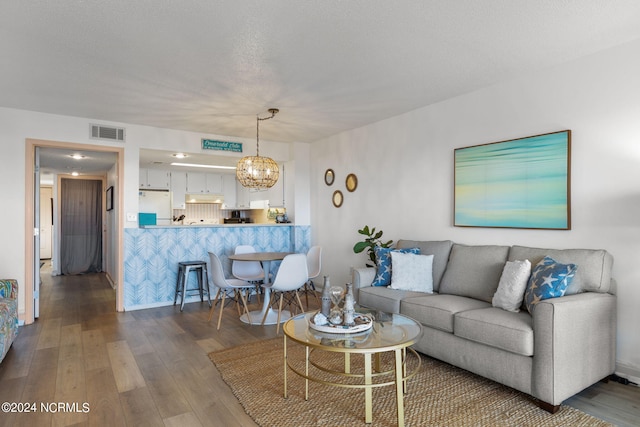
[24,138,124,325]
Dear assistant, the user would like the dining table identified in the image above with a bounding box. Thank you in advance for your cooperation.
[228,251,292,325]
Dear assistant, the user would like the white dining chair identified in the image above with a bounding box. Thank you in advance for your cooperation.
[208,252,254,330]
[231,245,265,303]
[302,246,322,308]
[261,253,309,334]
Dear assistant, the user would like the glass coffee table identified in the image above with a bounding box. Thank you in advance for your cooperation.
[282,309,422,426]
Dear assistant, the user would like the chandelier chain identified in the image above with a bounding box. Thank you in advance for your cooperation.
[255,108,278,157]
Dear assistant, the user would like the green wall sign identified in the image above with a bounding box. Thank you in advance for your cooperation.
[201,139,243,153]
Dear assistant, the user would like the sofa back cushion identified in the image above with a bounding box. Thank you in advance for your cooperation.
[439,244,510,303]
[508,245,613,294]
[395,240,453,292]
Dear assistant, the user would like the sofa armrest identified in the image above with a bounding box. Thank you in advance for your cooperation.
[352,267,376,300]
[0,279,18,300]
[532,292,616,406]
[352,267,375,288]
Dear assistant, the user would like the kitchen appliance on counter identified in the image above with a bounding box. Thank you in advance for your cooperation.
[224,217,252,224]
[139,190,172,225]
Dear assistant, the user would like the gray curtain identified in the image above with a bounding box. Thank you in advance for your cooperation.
[60,179,102,275]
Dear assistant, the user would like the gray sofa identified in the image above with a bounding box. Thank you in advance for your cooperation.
[352,240,616,413]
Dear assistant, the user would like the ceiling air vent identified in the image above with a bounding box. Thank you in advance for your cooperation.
[90,124,125,142]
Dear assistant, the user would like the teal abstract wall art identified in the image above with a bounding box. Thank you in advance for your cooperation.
[454,130,571,229]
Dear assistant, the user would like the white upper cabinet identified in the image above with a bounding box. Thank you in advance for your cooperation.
[186,172,223,193]
[170,171,187,209]
[140,168,170,189]
[236,181,251,208]
[264,163,284,207]
[266,169,285,207]
[221,175,237,209]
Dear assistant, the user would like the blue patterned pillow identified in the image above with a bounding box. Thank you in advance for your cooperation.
[524,256,577,314]
[371,246,420,287]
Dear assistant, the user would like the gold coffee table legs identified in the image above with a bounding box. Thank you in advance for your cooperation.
[283,336,420,426]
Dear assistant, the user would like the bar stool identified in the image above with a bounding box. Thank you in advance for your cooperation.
[174,261,211,312]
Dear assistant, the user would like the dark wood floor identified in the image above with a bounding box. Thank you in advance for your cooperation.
[0,265,638,426]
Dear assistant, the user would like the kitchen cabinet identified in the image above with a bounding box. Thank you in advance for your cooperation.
[234,164,285,208]
[140,168,170,189]
[170,171,187,209]
[221,174,237,209]
[236,181,251,208]
[186,172,223,194]
[266,169,285,207]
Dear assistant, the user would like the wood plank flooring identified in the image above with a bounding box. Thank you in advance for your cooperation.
[0,264,638,426]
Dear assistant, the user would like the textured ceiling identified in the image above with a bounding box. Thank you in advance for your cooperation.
[4,1,640,173]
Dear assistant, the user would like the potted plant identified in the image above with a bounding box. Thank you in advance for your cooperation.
[353,225,393,268]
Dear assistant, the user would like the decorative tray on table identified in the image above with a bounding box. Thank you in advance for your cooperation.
[309,311,373,334]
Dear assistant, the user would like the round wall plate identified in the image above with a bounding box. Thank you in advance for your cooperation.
[332,190,343,207]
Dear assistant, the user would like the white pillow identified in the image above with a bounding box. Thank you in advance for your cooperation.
[389,252,434,293]
[492,259,532,312]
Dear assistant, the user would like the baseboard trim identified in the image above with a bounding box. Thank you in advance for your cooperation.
[615,362,640,386]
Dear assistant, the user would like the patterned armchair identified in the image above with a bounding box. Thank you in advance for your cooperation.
[0,279,18,364]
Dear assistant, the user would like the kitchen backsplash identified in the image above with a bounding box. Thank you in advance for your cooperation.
[173,204,269,224]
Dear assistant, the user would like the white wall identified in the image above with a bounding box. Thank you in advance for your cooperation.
[0,107,297,318]
[310,39,640,378]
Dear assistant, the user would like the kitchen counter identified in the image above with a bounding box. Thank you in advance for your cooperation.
[140,223,294,228]
[123,223,310,311]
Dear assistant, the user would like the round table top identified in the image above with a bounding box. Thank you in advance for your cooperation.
[283,308,423,354]
[228,252,292,262]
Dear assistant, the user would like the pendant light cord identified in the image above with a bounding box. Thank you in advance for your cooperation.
[256,108,279,156]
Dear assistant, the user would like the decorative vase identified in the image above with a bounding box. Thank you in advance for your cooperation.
[343,283,355,327]
[321,276,332,317]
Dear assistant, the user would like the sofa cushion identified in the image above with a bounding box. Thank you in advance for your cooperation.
[396,240,453,292]
[524,256,577,314]
[400,294,490,333]
[454,307,534,356]
[492,259,531,312]
[371,246,420,287]
[439,244,510,303]
[389,252,434,293]
[358,286,426,314]
[508,245,612,294]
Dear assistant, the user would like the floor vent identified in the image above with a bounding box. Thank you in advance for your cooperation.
[90,124,125,142]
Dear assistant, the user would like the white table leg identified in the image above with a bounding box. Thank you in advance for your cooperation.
[239,259,291,325]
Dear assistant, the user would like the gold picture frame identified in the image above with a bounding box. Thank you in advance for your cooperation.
[346,173,358,192]
[324,169,335,186]
[332,190,343,208]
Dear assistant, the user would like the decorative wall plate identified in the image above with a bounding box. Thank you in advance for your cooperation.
[324,169,335,186]
[332,190,343,207]
[346,173,358,192]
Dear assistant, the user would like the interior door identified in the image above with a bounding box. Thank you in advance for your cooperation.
[33,147,41,318]
[40,187,53,259]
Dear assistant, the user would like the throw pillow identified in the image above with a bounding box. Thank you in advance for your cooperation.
[524,256,577,314]
[389,252,434,293]
[492,259,531,312]
[371,246,420,287]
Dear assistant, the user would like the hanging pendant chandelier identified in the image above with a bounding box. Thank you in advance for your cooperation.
[236,108,280,189]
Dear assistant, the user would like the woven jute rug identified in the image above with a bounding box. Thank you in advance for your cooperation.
[209,338,611,427]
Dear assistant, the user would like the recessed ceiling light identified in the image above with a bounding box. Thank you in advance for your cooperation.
[170,162,236,170]
[172,153,188,159]
[70,154,85,160]
[71,172,79,176]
